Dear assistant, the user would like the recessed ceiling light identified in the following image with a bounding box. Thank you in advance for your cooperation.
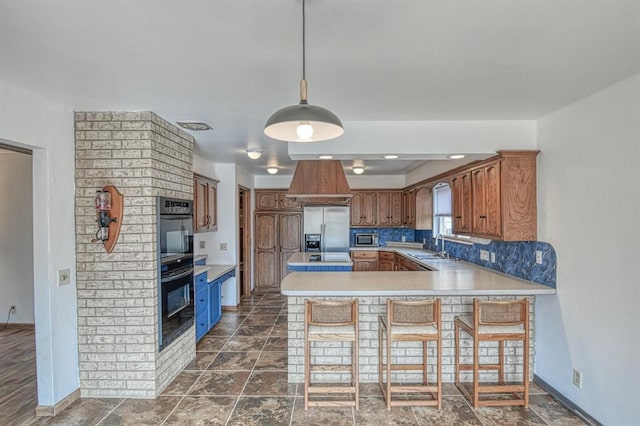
[383,155,399,159]
[319,155,333,159]
[352,166,365,175]
[267,167,279,175]
[449,154,466,159]
[176,121,212,131]
[245,149,263,160]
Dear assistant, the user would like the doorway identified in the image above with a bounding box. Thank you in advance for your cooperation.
[238,186,252,298]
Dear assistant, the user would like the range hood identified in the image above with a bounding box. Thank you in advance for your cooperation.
[286,160,352,203]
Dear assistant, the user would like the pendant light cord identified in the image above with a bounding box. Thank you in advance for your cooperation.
[302,0,306,81]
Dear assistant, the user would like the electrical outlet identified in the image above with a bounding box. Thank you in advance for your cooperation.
[219,243,227,251]
[573,368,583,388]
[480,250,490,261]
[401,236,406,242]
[423,238,426,244]
[535,250,543,264]
[490,252,496,263]
[58,269,71,286]
[199,240,205,249]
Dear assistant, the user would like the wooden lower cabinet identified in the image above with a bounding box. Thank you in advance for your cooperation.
[378,251,395,271]
[254,211,302,290]
[351,250,378,271]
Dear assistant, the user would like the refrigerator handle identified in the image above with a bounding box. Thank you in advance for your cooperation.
[321,223,325,252]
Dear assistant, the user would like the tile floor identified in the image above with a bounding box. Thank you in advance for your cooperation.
[2,291,587,425]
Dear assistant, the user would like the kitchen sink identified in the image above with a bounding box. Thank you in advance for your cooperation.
[406,253,443,261]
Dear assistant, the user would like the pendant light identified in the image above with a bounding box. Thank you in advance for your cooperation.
[264,0,343,142]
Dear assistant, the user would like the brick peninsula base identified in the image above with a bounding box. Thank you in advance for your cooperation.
[286,295,536,384]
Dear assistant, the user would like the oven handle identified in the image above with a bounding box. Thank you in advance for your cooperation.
[161,268,194,283]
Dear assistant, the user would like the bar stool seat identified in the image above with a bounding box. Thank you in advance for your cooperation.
[378,298,442,410]
[454,298,530,409]
[304,299,359,410]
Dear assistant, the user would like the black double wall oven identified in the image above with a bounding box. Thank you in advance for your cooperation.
[157,196,194,351]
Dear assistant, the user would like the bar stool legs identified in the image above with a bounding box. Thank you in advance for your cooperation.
[304,299,359,410]
[454,298,530,408]
[378,298,442,410]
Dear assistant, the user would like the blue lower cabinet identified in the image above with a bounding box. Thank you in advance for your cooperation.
[208,279,222,327]
[195,311,209,341]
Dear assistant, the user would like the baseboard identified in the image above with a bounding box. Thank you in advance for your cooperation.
[222,306,238,312]
[3,323,35,330]
[35,388,80,417]
[533,374,601,426]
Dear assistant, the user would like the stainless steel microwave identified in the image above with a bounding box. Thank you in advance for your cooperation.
[355,233,379,247]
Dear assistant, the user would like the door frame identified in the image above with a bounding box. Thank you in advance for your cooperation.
[238,185,252,297]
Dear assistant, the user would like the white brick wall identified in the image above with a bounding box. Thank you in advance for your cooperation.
[288,295,535,384]
[75,111,195,398]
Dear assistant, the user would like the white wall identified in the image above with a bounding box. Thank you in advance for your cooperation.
[0,82,78,406]
[536,74,639,425]
[0,151,34,323]
[193,157,239,306]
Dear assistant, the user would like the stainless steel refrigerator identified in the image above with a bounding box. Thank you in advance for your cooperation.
[303,206,350,253]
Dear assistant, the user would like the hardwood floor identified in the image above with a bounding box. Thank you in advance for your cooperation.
[0,327,38,426]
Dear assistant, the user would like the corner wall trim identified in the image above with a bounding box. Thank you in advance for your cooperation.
[35,388,80,417]
[533,374,601,426]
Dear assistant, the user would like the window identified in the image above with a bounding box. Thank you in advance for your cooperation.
[433,182,452,237]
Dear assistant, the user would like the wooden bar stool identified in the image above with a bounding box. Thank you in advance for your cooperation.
[304,299,359,410]
[454,298,530,408]
[378,299,442,410]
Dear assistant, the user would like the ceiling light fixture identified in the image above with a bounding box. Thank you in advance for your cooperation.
[352,166,365,175]
[267,167,279,175]
[176,121,212,131]
[449,154,466,159]
[383,155,399,159]
[319,155,333,159]
[264,0,343,142]
[245,149,263,160]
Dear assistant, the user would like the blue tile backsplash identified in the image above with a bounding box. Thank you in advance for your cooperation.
[414,230,557,288]
[350,228,416,247]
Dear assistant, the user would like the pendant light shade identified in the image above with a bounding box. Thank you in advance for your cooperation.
[264,0,343,143]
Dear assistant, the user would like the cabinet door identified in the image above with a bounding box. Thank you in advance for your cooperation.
[256,191,279,210]
[484,162,502,238]
[279,213,302,283]
[350,192,364,226]
[279,193,302,210]
[361,192,377,226]
[389,192,404,227]
[403,189,416,228]
[353,259,377,271]
[194,177,208,232]
[208,280,222,327]
[452,172,472,234]
[376,192,390,226]
[206,182,217,231]
[472,162,502,239]
[255,213,278,289]
[379,260,394,271]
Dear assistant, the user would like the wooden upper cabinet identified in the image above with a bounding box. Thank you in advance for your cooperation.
[414,187,433,230]
[472,161,502,239]
[194,174,218,233]
[255,189,302,211]
[350,191,376,226]
[451,171,472,235]
[449,151,538,241]
[376,191,403,227]
[403,189,416,228]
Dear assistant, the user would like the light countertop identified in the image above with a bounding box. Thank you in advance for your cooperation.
[195,264,236,282]
[282,245,555,296]
[287,252,353,266]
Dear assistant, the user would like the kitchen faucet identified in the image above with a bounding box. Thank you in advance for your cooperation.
[435,233,449,259]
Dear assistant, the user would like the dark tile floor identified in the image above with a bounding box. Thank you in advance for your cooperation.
[2,291,587,425]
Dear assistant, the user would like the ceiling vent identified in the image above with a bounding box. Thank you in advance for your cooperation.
[176,121,212,131]
[287,160,352,204]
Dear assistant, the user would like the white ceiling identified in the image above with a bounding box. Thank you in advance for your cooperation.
[1,0,638,175]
